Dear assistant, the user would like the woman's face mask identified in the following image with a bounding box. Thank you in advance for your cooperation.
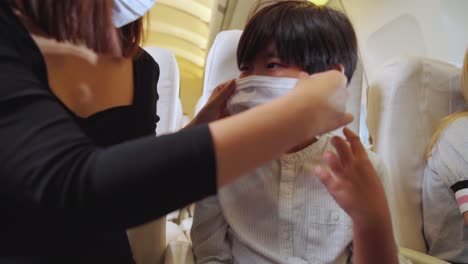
[227,75,299,115]
[112,0,157,28]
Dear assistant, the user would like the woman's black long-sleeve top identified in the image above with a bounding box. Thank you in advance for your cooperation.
[0,4,217,263]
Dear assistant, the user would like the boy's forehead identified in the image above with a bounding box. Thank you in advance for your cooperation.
[241,41,279,65]
[259,42,279,58]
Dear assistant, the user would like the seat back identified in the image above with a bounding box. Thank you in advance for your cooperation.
[126,47,183,264]
[195,30,364,134]
[366,56,463,251]
[144,47,183,135]
[194,30,242,115]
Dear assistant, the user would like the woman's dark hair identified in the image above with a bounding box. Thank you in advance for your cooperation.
[7,0,147,58]
[237,0,358,81]
[119,17,147,58]
[7,0,120,55]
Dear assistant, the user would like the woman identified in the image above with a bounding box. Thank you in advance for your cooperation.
[0,0,352,263]
[422,50,468,263]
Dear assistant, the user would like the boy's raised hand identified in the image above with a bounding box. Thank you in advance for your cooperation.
[314,127,398,264]
[314,127,389,225]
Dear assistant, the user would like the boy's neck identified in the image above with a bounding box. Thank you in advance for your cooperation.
[285,137,318,154]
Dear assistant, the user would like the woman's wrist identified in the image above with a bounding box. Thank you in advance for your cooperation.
[185,115,200,129]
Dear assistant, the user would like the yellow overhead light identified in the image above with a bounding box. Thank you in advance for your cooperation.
[308,0,329,6]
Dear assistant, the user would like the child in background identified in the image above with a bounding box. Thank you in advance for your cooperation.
[423,49,468,263]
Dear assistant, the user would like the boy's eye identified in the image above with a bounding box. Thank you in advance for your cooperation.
[267,63,283,69]
[239,65,250,71]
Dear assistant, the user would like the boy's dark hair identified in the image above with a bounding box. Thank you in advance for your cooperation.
[237,0,358,81]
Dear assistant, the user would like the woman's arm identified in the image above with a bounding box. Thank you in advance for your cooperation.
[0,38,216,227]
[211,71,352,187]
[1,28,351,228]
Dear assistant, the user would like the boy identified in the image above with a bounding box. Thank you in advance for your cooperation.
[191,2,405,263]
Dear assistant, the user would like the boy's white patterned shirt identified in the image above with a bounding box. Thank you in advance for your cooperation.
[191,134,410,264]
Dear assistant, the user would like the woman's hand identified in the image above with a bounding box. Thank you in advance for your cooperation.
[290,70,353,137]
[186,80,236,128]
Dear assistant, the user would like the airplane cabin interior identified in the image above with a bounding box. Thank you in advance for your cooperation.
[131,0,468,263]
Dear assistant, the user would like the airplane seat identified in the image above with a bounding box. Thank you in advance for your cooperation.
[195,30,364,136]
[144,46,184,135]
[367,56,463,263]
[126,47,185,264]
[194,30,242,116]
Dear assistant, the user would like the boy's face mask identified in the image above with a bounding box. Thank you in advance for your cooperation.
[227,75,299,115]
[112,0,157,28]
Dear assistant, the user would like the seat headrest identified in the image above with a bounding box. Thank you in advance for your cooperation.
[196,29,363,134]
[194,30,242,114]
[367,56,463,252]
[143,47,181,135]
[203,30,242,98]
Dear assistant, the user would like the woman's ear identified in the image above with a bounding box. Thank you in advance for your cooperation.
[329,64,345,74]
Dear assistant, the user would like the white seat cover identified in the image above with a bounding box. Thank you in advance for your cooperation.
[127,47,183,264]
[195,30,242,114]
[195,30,363,134]
[144,46,183,135]
[367,56,463,252]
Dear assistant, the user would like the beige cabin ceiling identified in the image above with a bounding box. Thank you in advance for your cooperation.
[143,0,215,117]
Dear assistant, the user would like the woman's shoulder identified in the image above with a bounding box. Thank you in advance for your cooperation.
[0,10,51,101]
[132,47,160,99]
[134,48,160,76]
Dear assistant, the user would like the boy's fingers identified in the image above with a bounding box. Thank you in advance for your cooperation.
[323,151,344,176]
[314,166,334,188]
[331,136,353,165]
[343,127,366,156]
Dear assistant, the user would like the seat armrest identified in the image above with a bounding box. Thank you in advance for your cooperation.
[400,247,450,264]
[164,241,195,264]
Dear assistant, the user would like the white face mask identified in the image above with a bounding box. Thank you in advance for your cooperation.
[227,75,299,115]
[112,0,157,28]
